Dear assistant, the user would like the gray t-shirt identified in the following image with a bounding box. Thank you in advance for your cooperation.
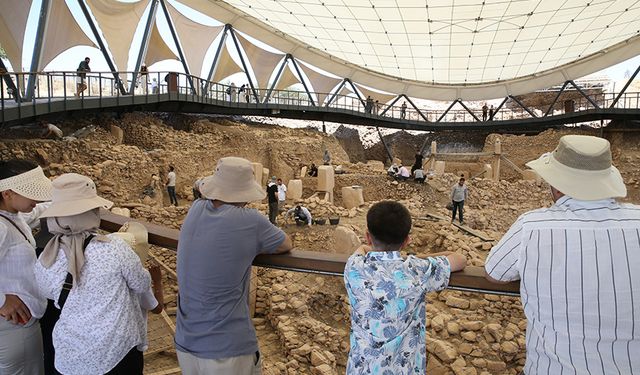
[175,200,285,359]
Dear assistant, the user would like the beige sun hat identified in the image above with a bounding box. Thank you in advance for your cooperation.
[40,173,113,217]
[526,135,626,201]
[0,166,52,201]
[200,157,266,202]
[113,221,149,262]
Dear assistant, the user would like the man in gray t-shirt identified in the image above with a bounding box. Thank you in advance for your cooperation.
[175,157,292,375]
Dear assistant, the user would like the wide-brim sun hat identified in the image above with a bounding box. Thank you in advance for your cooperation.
[113,221,149,263]
[40,173,113,217]
[0,166,52,201]
[200,157,266,202]
[526,135,626,201]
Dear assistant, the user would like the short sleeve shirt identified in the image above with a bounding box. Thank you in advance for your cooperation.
[167,171,176,187]
[344,251,451,375]
[175,200,286,359]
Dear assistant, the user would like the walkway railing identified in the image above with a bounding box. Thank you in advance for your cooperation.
[99,211,520,296]
[2,70,640,126]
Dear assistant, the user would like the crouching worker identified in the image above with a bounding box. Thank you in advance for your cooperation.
[286,204,312,226]
[344,201,466,374]
[34,173,154,375]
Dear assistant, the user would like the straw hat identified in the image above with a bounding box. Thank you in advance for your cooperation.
[526,135,626,201]
[40,173,113,217]
[113,221,149,262]
[200,157,266,202]
[0,166,52,201]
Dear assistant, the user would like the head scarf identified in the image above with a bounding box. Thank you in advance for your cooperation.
[39,209,109,286]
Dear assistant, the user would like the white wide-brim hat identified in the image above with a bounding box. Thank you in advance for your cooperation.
[41,173,113,217]
[526,135,626,201]
[113,221,149,263]
[200,157,266,203]
[0,166,52,201]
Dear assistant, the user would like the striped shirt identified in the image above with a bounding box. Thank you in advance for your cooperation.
[485,196,640,375]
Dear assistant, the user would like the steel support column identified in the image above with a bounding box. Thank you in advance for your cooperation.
[228,27,259,102]
[402,94,428,122]
[436,99,459,122]
[325,79,346,106]
[508,95,537,117]
[129,0,159,94]
[77,0,127,95]
[568,80,599,109]
[263,56,288,103]
[25,0,51,101]
[345,78,365,106]
[489,97,509,120]
[610,63,640,108]
[380,95,402,117]
[456,100,480,122]
[544,81,569,117]
[159,0,195,93]
[0,59,20,103]
[377,126,393,163]
[289,56,315,106]
[204,24,230,92]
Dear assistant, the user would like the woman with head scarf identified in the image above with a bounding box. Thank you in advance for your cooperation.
[0,159,53,374]
[34,173,155,375]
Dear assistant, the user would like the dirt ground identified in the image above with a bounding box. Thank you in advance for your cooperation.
[2,113,640,375]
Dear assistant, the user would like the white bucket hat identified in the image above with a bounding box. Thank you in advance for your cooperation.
[0,166,52,201]
[526,135,626,201]
[40,173,113,217]
[200,157,266,203]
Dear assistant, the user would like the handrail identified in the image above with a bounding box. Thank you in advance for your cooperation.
[100,211,520,296]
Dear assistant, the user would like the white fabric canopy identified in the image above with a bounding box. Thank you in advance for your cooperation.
[274,64,301,91]
[297,62,342,106]
[211,44,243,83]
[0,0,32,72]
[234,32,285,90]
[40,1,96,70]
[165,2,223,77]
[85,0,149,72]
[145,23,177,67]
[355,84,397,105]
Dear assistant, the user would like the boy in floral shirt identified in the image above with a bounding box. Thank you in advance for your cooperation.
[344,201,466,374]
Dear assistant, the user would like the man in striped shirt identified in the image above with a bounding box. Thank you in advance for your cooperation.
[485,135,640,374]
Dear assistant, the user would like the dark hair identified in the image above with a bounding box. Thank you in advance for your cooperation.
[0,159,38,201]
[459,177,465,182]
[169,166,174,171]
[367,201,411,249]
[277,178,282,182]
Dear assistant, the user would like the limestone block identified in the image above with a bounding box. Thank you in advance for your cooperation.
[434,161,446,175]
[317,166,334,192]
[251,162,263,184]
[110,125,124,144]
[288,179,303,200]
[366,160,385,171]
[483,164,493,179]
[341,186,364,209]
[522,169,541,183]
[334,226,361,254]
[392,157,402,166]
[300,166,307,177]
[111,207,130,217]
[261,168,270,186]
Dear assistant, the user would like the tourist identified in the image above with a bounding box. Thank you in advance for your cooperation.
[166,166,178,206]
[482,103,488,121]
[450,177,468,224]
[34,173,153,375]
[277,178,287,212]
[175,157,292,375]
[485,135,640,373]
[488,105,494,121]
[411,149,423,174]
[308,163,318,177]
[414,167,425,183]
[151,78,158,94]
[400,101,407,119]
[0,159,52,375]
[138,64,148,94]
[374,100,380,115]
[266,176,278,225]
[230,82,237,102]
[143,173,160,198]
[344,201,466,374]
[40,121,63,139]
[395,164,410,181]
[365,96,373,114]
[192,178,203,200]
[75,57,90,96]
[286,204,312,226]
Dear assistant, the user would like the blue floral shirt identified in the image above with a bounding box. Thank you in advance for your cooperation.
[344,251,451,375]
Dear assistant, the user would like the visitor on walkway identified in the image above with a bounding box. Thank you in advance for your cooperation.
[482,103,488,121]
[400,101,407,119]
[138,65,148,94]
[277,178,287,212]
[286,204,312,226]
[175,157,292,375]
[488,105,494,121]
[344,201,466,374]
[40,121,63,139]
[0,160,52,375]
[266,176,278,225]
[34,173,153,375]
[151,78,158,94]
[485,135,640,374]
[75,57,90,96]
[166,166,178,206]
[230,82,237,102]
[365,96,373,114]
[450,177,468,224]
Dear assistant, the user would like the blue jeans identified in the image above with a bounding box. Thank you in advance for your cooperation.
[452,200,464,223]
[167,186,178,206]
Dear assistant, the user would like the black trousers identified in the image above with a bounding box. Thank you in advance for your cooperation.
[40,300,61,375]
[452,200,464,223]
[268,202,279,224]
[105,347,143,375]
